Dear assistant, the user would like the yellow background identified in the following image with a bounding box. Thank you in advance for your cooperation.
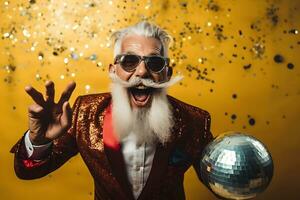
[1,0,299,199]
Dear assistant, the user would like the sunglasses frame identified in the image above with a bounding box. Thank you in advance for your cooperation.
[114,54,170,73]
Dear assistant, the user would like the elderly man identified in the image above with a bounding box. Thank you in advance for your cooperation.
[11,21,213,200]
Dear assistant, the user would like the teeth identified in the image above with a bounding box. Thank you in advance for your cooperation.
[136,85,147,89]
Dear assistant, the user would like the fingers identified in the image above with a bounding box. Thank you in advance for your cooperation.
[60,102,72,129]
[26,81,76,110]
[45,81,55,104]
[58,81,76,107]
[25,86,46,106]
[28,104,45,118]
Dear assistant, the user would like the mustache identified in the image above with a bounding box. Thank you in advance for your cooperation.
[109,73,183,89]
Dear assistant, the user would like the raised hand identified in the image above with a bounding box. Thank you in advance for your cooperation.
[25,81,76,145]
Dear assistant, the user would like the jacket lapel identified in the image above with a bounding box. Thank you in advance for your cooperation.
[137,142,172,200]
[103,104,135,200]
[137,103,183,199]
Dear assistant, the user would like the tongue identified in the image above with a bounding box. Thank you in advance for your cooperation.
[133,93,148,102]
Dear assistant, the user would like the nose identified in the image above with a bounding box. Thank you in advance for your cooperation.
[134,60,150,78]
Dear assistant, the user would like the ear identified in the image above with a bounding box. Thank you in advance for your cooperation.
[166,67,173,81]
[109,64,116,73]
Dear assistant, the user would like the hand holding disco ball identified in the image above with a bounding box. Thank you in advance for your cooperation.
[200,132,273,200]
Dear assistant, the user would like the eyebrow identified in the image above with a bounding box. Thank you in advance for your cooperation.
[123,51,161,56]
[124,51,137,55]
[148,52,161,56]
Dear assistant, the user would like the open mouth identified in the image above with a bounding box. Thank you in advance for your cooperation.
[129,85,154,107]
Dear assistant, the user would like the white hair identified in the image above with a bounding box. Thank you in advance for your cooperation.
[110,75,175,145]
[111,21,172,58]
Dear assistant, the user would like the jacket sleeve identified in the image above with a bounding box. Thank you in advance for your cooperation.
[10,96,82,180]
[191,112,213,184]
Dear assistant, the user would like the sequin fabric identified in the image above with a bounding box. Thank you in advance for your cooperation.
[11,93,213,200]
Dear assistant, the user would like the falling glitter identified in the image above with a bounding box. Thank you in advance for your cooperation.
[251,40,265,59]
[231,114,237,120]
[89,54,97,61]
[4,76,12,83]
[22,29,31,38]
[3,32,10,38]
[180,1,188,8]
[243,64,252,70]
[250,21,262,32]
[52,46,67,56]
[185,64,213,82]
[289,29,299,35]
[4,64,16,73]
[274,54,284,63]
[145,2,151,10]
[213,24,227,41]
[85,85,91,93]
[249,118,256,126]
[71,52,79,60]
[38,52,44,61]
[266,5,279,26]
[64,58,69,64]
[287,63,294,70]
[206,0,220,12]
[97,62,103,67]
[35,73,41,81]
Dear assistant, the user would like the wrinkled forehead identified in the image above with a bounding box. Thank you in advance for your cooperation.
[120,34,163,56]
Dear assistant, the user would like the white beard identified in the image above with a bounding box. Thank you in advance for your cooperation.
[110,81,174,145]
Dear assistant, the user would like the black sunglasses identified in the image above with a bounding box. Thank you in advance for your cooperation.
[114,54,170,73]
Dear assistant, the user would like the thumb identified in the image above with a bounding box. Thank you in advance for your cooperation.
[61,101,72,129]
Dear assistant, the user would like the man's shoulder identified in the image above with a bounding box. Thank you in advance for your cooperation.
[75,92,111,108]
[77,92,111,100]
[167,95,210,119]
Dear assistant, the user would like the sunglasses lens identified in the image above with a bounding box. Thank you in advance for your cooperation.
[117,54,168,73]
[147,56,166,72]
[120,55,140,71]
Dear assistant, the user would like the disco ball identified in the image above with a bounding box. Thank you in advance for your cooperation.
[200,132,273,200]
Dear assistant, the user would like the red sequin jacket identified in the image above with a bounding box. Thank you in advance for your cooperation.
[11,93,213,200]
